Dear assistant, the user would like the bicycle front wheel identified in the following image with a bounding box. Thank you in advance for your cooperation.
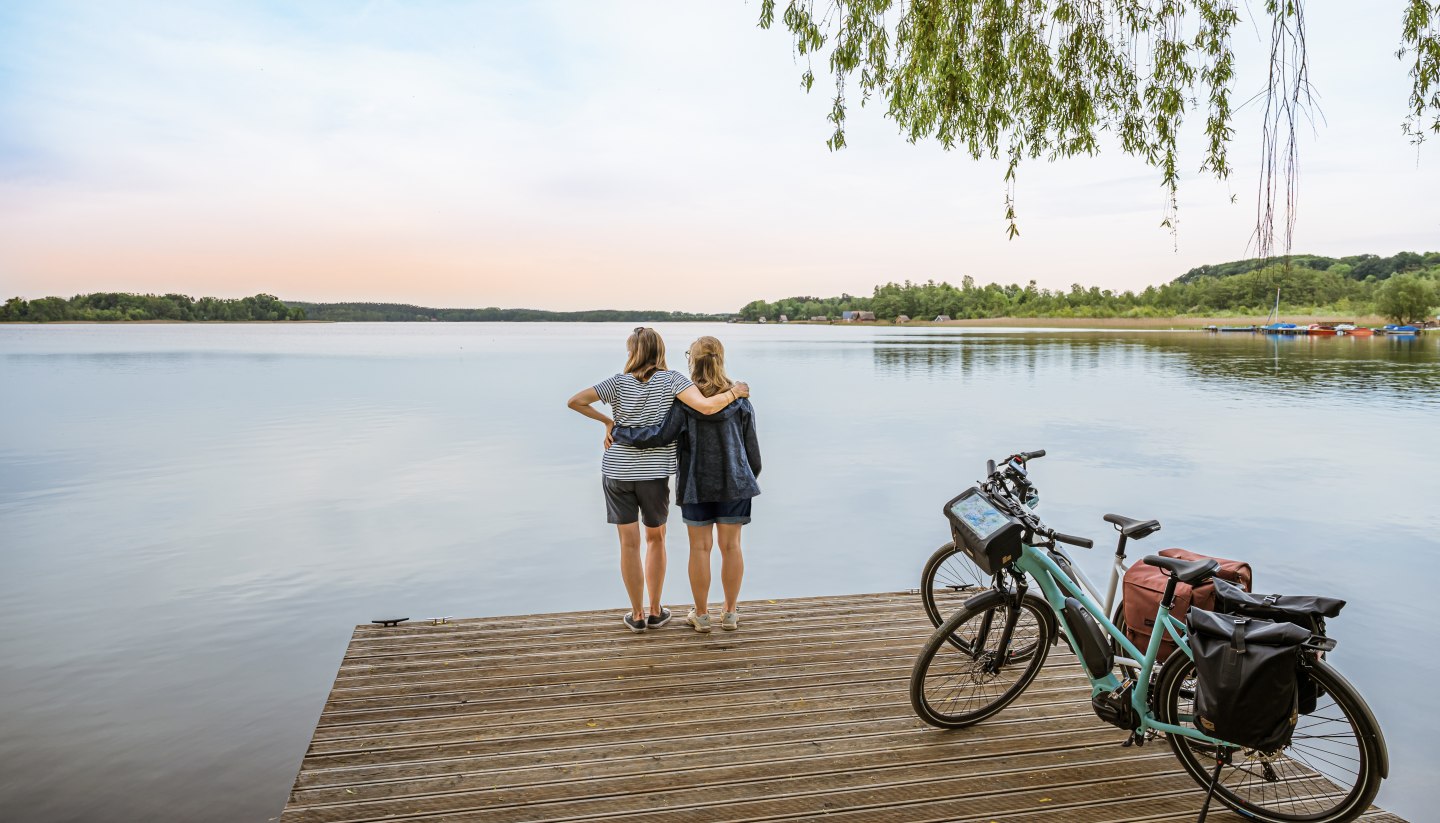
[1155,653,1386,823]
[909,592,1052,729]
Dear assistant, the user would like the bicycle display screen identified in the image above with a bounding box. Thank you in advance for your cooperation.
[943,486,1025,575]
[949,493,1009,539]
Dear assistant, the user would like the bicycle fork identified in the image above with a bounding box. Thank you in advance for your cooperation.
[973,580,1029,673]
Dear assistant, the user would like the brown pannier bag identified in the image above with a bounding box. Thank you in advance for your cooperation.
[1122,548,1252,662]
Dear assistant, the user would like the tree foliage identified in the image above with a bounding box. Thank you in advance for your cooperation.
[759,0,1440,249]
[1376,273,1438,323]
[0,295,729,323]
[737,250,1440,320]
[0,293,305,322]
[290,303,727,322]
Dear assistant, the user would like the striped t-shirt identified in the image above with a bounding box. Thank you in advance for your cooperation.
[594,369,694,480]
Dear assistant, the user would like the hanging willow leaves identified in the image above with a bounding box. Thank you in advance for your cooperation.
[759,0,1440,255]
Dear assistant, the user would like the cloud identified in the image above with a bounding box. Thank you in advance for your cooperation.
[0,1,1435,311]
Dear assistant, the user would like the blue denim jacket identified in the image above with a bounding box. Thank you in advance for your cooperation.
[610,397,760,505]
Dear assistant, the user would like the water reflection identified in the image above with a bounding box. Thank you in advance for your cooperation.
[0,323,1435,822]
[871,332,1440,408]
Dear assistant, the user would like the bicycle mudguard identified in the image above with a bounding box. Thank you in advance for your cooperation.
[961,589,1059,645]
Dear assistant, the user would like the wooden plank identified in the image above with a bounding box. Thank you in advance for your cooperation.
[279,591,1405,823]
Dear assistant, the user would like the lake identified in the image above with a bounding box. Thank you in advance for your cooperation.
[1,322,1435,822]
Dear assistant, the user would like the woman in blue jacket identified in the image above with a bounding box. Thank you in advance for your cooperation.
[611,335,760,633]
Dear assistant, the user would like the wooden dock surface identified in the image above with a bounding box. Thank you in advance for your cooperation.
[280,591,1405,823]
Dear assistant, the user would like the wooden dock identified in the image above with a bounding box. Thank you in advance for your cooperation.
[280,591,1405,822]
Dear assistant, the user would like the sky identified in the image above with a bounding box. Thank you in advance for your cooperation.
[0,1,1436,312]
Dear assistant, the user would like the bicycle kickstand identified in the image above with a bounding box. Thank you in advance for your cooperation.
[1196,749,1232,823]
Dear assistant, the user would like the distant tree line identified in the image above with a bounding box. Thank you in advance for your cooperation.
[1,293,306,322]
[741,252,1440,325]
[289,302,727,323]
[0,295,729,324]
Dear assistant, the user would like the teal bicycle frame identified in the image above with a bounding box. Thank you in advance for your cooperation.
[1014,542,1232,747]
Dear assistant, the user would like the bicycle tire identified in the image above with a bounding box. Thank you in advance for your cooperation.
[1155,652,1385,823]
[920,541,988,628]
[909,591,1052,729]
[920,543,1043,660]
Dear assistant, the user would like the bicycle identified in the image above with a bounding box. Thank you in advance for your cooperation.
[909,451,1388,823]
[919,451,1162,671]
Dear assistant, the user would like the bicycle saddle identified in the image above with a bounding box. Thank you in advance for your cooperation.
[1103,513,1162,539]
[1142,554,1217,585]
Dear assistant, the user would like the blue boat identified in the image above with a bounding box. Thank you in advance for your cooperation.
[1382,324,1420,335]
[1261,322,1304,334]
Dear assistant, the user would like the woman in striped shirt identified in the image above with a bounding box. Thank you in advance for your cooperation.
[567,328,750,633]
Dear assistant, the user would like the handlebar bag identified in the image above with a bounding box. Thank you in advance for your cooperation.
[1213,578,1345,713]
[1122,548,1252,662]
[1188,607,1313,753]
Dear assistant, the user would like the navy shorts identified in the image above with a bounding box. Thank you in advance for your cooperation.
[681,498,752,527]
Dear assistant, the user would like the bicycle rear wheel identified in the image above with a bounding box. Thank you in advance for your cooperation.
[1155,653,1385,823]
[909,592,1052,729]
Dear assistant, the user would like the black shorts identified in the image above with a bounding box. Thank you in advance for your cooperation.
[681,498,753,527]
[602,477,671,527]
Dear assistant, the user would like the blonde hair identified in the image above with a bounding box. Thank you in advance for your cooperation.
[624,327,667,381]
[688,336,734,397]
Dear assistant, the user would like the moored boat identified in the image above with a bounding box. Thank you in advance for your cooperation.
[1307,324,1338,336]
[1347,327,1375,337]
[1381,324,1420,335]
[1261,322,1304,334]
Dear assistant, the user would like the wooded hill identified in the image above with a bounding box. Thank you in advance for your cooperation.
[739,251,1440,324]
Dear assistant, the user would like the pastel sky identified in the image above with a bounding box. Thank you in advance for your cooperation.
[1,2,1435,312]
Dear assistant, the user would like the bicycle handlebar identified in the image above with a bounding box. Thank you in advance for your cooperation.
[980,449,1093,550]
[1050,531,1094,549]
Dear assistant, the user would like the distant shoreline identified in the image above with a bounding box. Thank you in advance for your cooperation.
[2,314,1393,329]
[763,314,1392,330]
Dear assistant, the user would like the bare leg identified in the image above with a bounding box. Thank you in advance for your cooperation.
[616,523,644,620]
[687,524,714,614]
[716,523,745,613]
[643,523,667,616]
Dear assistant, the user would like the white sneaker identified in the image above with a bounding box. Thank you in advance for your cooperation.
[686,609,712,633]
[720,611,739,631]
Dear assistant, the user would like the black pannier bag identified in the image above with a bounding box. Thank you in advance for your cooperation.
[1212,578,1345,713]
[1187,607,1313,752]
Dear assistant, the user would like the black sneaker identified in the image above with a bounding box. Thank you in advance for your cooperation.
[646,608,672,629]
[623,613,647,633]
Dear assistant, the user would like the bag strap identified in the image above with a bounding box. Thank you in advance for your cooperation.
[1230,618,1248,654]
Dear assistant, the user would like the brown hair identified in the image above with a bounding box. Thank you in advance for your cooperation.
[624,327,667,381]
[687,336,734,397]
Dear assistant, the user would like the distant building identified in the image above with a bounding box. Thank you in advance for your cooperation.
[778,314,788,323]
[810,315,828,322]
[895,315,910,324]
[841,311,857,321]
[934,315,952,322]
[855,310,876,322]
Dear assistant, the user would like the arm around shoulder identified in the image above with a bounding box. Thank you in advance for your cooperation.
[677,381,749,416]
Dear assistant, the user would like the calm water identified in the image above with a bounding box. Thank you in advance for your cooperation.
[1,323,1436,822]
